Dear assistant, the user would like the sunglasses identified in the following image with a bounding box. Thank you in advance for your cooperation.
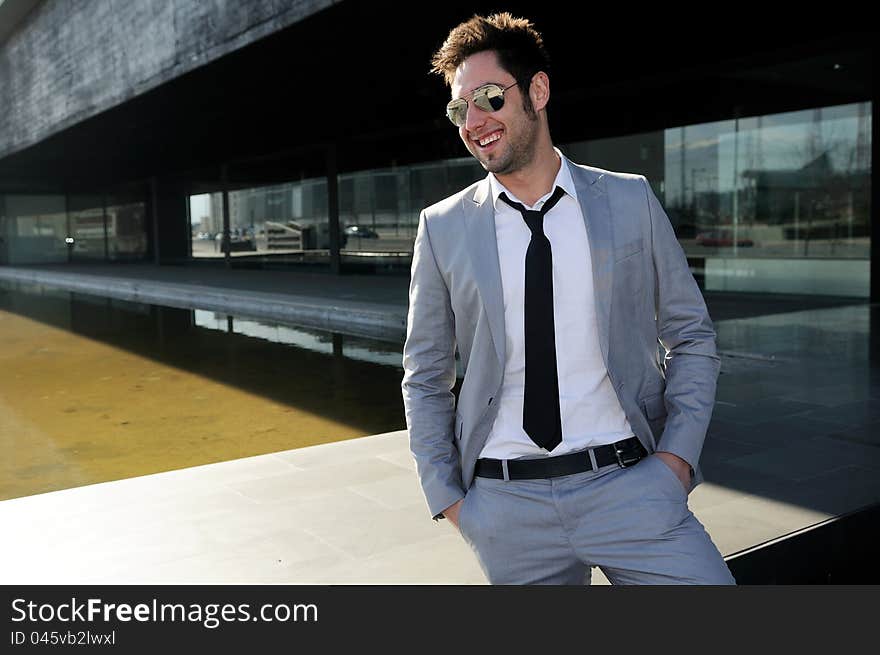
[445,82,519,127]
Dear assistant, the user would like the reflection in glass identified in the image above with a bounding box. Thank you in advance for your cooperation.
[68,195,105,261]
[186,157,485,271]
[0,191,148,265]
[1,195,68,264]
[180,102,872,296]
[189,192,222,257]
[189,178,331,265]
[564,101,871,297]
[337,158,483,267]
[106,193,148,261]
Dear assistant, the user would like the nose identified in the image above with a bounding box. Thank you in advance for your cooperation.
[463,100,487,134]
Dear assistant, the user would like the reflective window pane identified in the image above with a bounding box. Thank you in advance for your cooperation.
[106,195,148,261]
[189,178,331,266]
[2,195,68,264]
[564,101,872,297]
[68,195,105,261]
[338,158,483,271]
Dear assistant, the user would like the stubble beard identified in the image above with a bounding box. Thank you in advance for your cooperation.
[475,110,540,176]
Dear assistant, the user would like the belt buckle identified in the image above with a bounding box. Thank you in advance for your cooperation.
[614,440,641,468]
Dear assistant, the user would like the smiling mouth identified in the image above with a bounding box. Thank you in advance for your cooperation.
[474,130,503,149]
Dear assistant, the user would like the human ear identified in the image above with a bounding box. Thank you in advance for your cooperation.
[529,72,550,112]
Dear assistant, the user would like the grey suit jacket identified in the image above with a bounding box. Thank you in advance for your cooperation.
[401,155,720,520]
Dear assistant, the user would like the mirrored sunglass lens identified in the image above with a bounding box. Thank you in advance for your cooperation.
[447,100,467,126]
[474,85,505,112]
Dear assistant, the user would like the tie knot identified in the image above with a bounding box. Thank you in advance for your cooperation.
[499,186,565,216]
[499,186,565,235]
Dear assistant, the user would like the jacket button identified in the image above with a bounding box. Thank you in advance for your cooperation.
[488,397,493,406]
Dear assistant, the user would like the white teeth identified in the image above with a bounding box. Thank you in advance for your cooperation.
[478,132,501,146]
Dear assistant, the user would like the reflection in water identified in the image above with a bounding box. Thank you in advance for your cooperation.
[193,310,405,369]
[0,282,406,501]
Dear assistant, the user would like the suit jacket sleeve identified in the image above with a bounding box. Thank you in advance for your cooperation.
[401,209,464,520]
[642,176,720,473]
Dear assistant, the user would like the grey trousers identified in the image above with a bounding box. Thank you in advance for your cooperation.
[457,453,736,585]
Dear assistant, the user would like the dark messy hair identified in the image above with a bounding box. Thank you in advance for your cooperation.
[431,12,551,113]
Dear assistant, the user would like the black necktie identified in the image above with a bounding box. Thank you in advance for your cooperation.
[499,186,567,452]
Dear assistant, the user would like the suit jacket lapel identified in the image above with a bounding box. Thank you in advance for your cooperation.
[464,176,506,369]
[569,159,614,369]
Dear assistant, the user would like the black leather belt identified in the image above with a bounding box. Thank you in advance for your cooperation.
[474,437,647,480]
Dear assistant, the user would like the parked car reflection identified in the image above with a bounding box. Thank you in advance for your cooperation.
[343,225,380,239]
[214,229,256,252]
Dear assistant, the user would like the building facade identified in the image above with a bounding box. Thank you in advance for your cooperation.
[0,1,874,300]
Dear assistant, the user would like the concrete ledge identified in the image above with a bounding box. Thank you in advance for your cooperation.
[0,267,407,342]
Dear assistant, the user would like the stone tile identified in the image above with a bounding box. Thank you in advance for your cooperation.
[1,484,258,566]
[788,465,880,516]
[279,534,485,584]
[723,414,852,448]
[724,434,880,487]
[694,497,830,557]
[778,382,874,407]
[700,461,802,502]
[298,502,444,561]
[346,472,426,511]
[0,471,217,520]
[100,551,348,585]
[794,399,880,428]
[4,520,208,583]
[687,481,750,513]
[700,436,767,467]
[710,398,817,426]
[705,417,747,440]
[245,555,359,585]
[174,451,306,485]
[256,488,383,526]
[228,457,409,504]
[273,430,407,468]
[823,421,880,448]
[803,436,880,470]
[376,448,418,473]
[715,383,789,405]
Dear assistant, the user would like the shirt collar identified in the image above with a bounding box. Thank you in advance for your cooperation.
[488,147,577,212]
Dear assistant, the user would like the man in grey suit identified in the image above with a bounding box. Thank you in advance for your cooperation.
[401,12,735,585]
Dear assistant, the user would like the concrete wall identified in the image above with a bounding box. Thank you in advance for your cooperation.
[0,0,338,160]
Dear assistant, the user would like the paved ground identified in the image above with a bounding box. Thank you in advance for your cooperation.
[1,264,877,584]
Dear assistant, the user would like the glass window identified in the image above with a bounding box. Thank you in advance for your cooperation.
[338,158,483,271]
[68,195,106,261]
[2,195,68,264]
[106,192,148,261]
[189,178,332,266]
[186,101,869,294]
[189,192,224,258]
[564,101,872,297]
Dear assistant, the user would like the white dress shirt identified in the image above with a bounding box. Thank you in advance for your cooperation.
[480,150,634,460]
